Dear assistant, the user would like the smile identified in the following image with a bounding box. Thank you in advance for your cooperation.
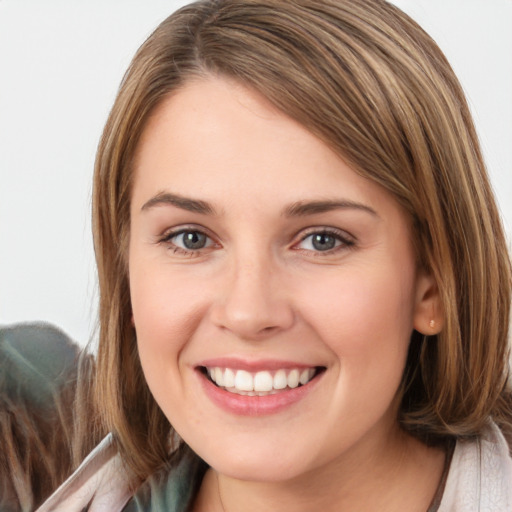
[204,367,320,396]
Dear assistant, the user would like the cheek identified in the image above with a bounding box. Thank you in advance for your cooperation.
[129,262,209,392]
[299,268,416,428]
[295,264,416,368]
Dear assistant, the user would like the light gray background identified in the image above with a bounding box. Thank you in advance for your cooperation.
[1,1,511,346]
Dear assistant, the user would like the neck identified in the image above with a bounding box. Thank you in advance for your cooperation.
[193,428,446,512]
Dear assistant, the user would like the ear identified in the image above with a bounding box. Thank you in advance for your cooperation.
[413,271,443,335]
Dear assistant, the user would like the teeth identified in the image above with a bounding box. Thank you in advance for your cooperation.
[273,369,287,390]
[206,366,317,394]
[214,367,224,387]
[254,371,273,392]
[287,369,300,388]
[299,369,310,385]
[235,370,254,391]
[224,368,235,388]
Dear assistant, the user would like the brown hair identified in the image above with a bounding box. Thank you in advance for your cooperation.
[0,323,102,511]
[92,0,512,480]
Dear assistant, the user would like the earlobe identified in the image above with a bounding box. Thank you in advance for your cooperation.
[413,272,443,335]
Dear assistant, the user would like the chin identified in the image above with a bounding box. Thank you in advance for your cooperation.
[194,440,318,483]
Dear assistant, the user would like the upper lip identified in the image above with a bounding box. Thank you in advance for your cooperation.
[196,357,323,372]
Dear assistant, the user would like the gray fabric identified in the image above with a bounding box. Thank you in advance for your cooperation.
[0,322,83,511]
[0,322,78,408]
[123,448,207,512]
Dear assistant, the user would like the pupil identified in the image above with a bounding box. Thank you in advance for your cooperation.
[312,233,335,251]
[183,231,206,249]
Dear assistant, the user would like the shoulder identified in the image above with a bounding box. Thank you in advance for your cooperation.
[122,447,208,512]
[439,422,512,512]
[36,434,136,512]
[37,439,208,512]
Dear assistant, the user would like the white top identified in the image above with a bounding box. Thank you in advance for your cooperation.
[438,422,512,511]
[36,434,134,512]
[37,423,512,512]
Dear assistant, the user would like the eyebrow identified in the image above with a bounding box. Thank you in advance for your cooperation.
[141,192,378,218]
[284,199,378,217]
[141,192,216,215]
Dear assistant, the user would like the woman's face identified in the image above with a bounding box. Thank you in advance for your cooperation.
[129,76,436,482]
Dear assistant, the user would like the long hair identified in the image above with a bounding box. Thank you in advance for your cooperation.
[0,323,102,511]
[92,0,512,480]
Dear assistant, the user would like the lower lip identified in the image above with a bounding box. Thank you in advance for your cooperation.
[197,370,322,416]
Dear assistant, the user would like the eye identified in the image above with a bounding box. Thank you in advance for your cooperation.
[175,230,210,250]
[160,228,215,254]
[295,229,354,253]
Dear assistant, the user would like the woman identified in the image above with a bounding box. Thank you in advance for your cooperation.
[38,0,512,510]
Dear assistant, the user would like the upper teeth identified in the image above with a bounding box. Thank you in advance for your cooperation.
[207,367,316,394]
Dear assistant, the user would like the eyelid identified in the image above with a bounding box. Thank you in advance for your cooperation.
[157,224,220,255]
[155,224,355,256]
[292,226,356,253]
[158,223,214,239]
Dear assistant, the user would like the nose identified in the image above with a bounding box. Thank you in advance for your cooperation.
[210,253,295,340]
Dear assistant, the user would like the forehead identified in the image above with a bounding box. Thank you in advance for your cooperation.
[130,76,397,215]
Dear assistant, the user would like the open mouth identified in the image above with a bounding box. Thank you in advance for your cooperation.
[200,366,325,396]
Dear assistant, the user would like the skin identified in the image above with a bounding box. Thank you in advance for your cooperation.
[129,76,445,511]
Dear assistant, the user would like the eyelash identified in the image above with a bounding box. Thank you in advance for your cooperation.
[157,226,355,257]
[157,226,217,257]
[294,228,355,256]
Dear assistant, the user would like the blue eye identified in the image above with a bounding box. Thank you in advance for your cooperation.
[310,233,337,251]
[164,229,214,252]
[297,230,353,252]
